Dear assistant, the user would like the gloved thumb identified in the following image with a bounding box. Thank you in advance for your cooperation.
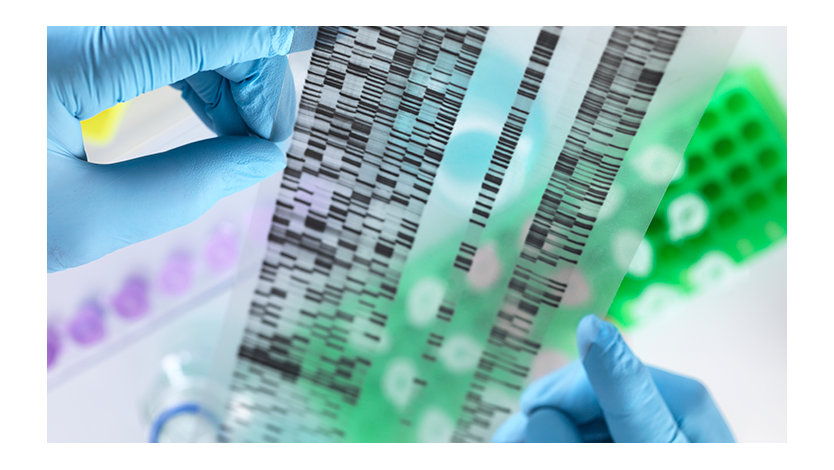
[577,314,687,443]
[48,136,286,272]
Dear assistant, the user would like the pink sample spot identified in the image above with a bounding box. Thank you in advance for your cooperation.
[112,276,150,320]
[68,301,106,346]
[47,325,61,369]
[158,252,194,295]
[205,224,240,272]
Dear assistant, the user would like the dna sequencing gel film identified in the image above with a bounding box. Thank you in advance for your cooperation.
[204,26,743,442]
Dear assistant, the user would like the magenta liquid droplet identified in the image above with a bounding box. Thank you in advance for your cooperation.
[47,325,61,369]
[68,301,106,346]
[112,276,150,320]
[205,225,240,272]
[158,252,194,295]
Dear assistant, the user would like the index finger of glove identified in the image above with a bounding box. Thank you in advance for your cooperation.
[48,26,295,120]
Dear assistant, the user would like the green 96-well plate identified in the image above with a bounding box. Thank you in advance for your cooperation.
[608,67,787,327]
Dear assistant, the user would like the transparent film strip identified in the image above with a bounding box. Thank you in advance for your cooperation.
[206,26,742,442]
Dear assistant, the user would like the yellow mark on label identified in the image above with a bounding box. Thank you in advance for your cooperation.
[80,102,130,145]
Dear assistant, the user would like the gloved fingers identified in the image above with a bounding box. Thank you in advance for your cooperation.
[492,410,611,443]
[491,412,527,443]
[47,136,285,272]
[173,56,297,141]
[47,98,87,160]
[518,360,613,442]
[524,407,583,443]
[182,72,251,136]
[575,417,613,443]
[172,81,215,131]
[519,360,604,426]
[577,314,688,443]
[649,367,735,443]
[519,360,583,407]
[271,66,296,142]
[48,26,295,121]
[217,55,297,140]
[173,78,249,137]
[287,26,319,53]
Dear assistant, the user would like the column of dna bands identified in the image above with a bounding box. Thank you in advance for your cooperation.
[222,26,489,442]
[221,26,684,442]
[452,26,684,441]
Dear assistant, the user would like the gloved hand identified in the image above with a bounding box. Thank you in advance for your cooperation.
[493,314,735,442]
[47,26,303,272]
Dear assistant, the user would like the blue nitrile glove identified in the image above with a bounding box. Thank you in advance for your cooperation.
[47,26,303,272]
[492,314,735,443]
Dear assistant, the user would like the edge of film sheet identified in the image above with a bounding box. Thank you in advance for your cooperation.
[204,26,742,442]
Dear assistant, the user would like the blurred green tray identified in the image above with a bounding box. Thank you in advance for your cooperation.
[609,67,787,327]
